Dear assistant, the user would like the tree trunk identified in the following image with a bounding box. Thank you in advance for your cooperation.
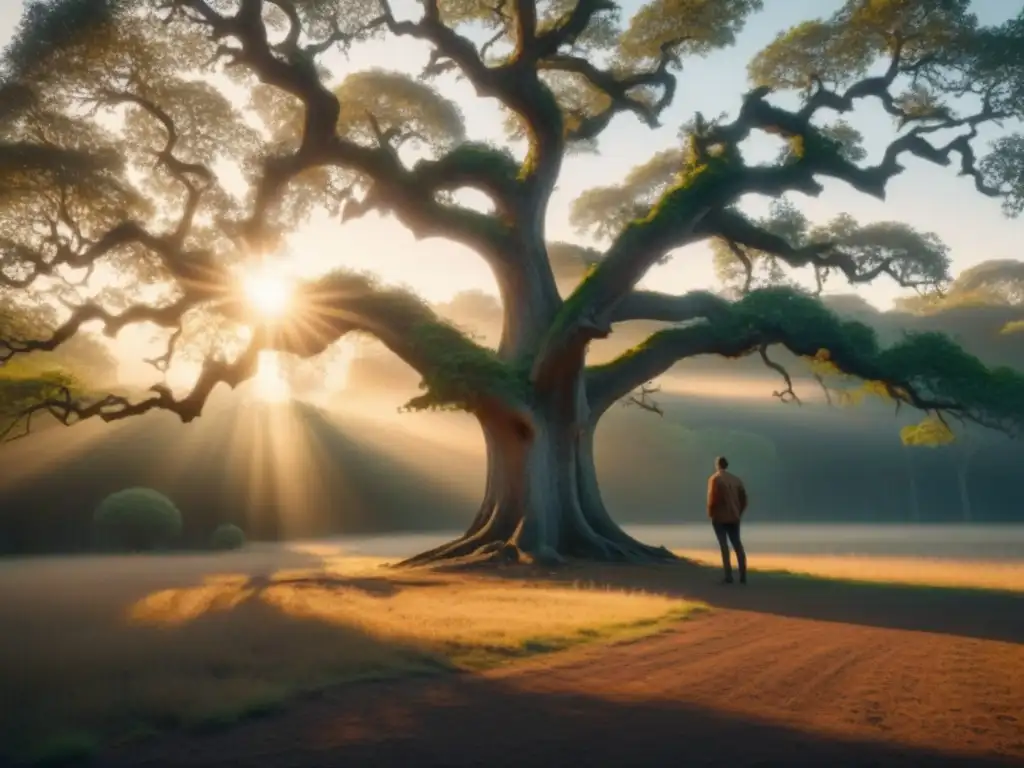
[397,370,677,567]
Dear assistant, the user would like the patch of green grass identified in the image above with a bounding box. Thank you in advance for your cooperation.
[23,730,99,767]
[182,689,290,734]
[750,567,1022,597]
[446,602,706,671]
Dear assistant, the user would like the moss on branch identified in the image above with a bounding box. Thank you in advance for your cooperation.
[589,287,1024,433]
[401,320,530,412]
[411,141,522,200]
[306,271,528,413]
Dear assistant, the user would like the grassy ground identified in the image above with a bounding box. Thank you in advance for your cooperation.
[4,545,1021,766]
[0,548,700,765]
[676,549,1024,592]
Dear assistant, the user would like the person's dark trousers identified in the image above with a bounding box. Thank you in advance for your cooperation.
[712,522,746,583]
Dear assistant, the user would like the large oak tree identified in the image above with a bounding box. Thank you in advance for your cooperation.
[2,0,1024,564]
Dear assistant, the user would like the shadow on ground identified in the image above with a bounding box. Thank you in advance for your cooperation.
[0,551,450,766]
[457,559,1024,643]
[100,672,1018,768]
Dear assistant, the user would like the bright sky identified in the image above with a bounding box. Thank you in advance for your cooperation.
[2,0,1022,349]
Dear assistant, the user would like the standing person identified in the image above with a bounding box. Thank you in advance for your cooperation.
[707,456,748,584]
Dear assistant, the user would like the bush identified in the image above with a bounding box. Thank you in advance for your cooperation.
[92,488,182,552]
[210,523,246,551]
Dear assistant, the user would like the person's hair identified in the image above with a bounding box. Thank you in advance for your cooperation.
[715,456,729,470]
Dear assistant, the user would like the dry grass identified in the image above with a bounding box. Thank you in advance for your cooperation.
[676,549,1024,592]
[0,547,698,764]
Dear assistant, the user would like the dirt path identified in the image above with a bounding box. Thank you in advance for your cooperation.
[104,608,1024,768]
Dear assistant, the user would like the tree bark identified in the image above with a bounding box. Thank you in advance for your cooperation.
[397,365,678,567]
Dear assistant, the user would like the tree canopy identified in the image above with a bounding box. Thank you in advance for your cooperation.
[0,0,1019,427]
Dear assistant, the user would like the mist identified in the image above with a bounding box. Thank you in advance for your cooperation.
[3,292,1023,555]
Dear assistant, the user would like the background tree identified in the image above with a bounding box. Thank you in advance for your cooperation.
[2,0,1024,565]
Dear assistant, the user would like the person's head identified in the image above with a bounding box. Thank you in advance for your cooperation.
[715,456,729,472]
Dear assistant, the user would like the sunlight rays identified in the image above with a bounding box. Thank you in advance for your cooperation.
[0,416,137,488]
[253,351,291,403]
[315,401,484,504]
[223,400,353,540]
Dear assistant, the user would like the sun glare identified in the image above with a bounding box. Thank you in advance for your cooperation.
[254,351,291,402]
[243,270,293,319]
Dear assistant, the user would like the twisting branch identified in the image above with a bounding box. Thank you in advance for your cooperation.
[1,223,149,289]
[96,89,213,246]
[377,0,512,97]
[758,344,800,404]
[546,44,1011,385]
[165,0,527,271]
[622,381,663,416]
[539,39,682,142]
[2,335,264,441]
[533,0,616,59]
[724,239,755,295]
[3,272,533,440]
[1,83,228,304]
[512,0,537,54]
[700,209,940,290]
[704,76,1007,203]
[144,325,184,373]
[585,289,1022,436]
[1,298,193,364]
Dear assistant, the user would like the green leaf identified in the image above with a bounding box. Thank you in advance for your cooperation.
[900,415,956,447]
[619,0,764,64]
[981,134,1024,218]
[749,0,977,90]
[1001,320,1024,335]
[570,148,686,237]
[335,70,467,151]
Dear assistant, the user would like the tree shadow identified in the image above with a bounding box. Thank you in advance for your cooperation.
[0,559,454,766]
[100,672,1021,767]
[458,560,1024,643]
[243,572,453,598]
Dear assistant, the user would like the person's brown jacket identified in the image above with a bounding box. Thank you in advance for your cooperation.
[707,470,748,524]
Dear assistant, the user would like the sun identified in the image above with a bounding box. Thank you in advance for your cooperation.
[243,270,293,319]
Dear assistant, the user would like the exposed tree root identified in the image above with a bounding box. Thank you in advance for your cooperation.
[394,504,679,569]
[393,414,682,570]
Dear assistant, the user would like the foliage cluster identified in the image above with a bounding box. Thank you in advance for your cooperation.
[92,487,183,552]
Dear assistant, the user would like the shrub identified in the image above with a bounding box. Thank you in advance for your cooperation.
[210,523,246,551]
[92,488,182,552]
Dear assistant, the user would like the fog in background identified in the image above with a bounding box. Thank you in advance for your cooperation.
[2,293,1023,555]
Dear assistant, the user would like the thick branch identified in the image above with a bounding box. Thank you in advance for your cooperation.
[533,0,615,59]
[609,289,730,324]
[586,290,1021,436]
[3,271,531,440]
[701,209,937,290]
[709,77,1007,202]
[171,1,525,270]
[543,41,681,142]
[548,61,1009,385]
